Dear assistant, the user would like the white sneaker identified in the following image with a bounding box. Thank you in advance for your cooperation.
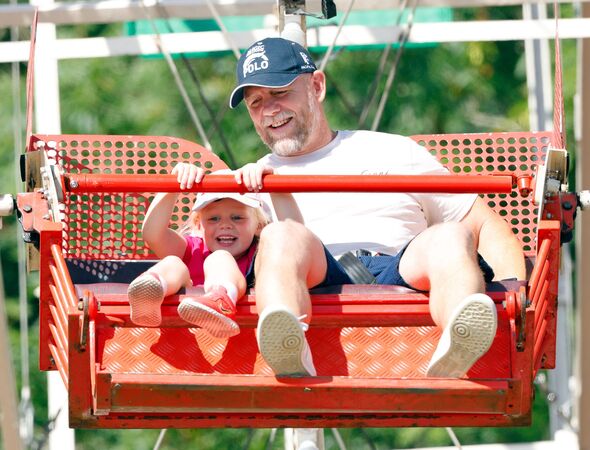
[257,306,317,377]
[426,293,497,378]
[128,272,165,327]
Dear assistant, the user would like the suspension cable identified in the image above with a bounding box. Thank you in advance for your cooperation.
[325,69,358,117]
[311,0,359,119]
[153,429,167,450]
[239,429,257,450]
[205,0,241,60]
[153,1,238,167]
[445,427,463,449]
[140,0,213,150]
[11,8,33,447]
[265,428,278,450]
[371,0,418,132]
[330,428,347,450]
[358,0,409,127]
[318,0,355,72]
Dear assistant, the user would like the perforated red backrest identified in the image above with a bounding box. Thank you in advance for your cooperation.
[32,135,227,260]
[413,132,550,253]
[33,131,549,260]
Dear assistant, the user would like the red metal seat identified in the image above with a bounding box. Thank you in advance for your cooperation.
[18,131,560,428]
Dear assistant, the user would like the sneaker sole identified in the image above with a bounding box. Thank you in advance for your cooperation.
[178,299,239,339]
[128,275,164,327]
[426,298,497,378]
[258,310,311,377]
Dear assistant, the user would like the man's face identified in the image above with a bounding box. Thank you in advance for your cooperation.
[244,74,321,157]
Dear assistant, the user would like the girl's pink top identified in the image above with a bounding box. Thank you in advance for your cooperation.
[181,235,257,286]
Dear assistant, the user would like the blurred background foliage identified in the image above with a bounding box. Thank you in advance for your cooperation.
[0,2,580,449]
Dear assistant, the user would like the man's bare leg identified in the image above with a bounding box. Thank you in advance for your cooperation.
[399,222,497,377]
[254,220,328,376]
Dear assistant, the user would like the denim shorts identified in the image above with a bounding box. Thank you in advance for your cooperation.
[319,245,495,290]
[249,246,353,289]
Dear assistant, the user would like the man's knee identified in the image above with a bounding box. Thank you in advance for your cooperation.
[256,221,326,284]
[402,222,477,283]
[259,220,310,249]
[430,222,476,251]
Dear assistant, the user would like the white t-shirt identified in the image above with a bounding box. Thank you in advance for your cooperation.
[259,130,477,257]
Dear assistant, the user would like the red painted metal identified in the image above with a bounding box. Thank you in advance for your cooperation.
[530,221,561,370]
[65,173,514,194]
[68,412,531,429]
[47,278,68,331]
[22,131,563,429]
[104,374,509,413]
[68,304,93,421]
[47,330,68,387]
[516,174,533,197]
[29,132,549,260]
[507,307,535,422]
[74,290,517,330]
[529,238,551,303]
[17,191,63,372]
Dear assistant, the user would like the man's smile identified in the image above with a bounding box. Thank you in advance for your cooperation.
[270,117,292,128]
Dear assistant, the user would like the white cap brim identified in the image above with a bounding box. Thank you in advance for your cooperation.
[192,191,263,212]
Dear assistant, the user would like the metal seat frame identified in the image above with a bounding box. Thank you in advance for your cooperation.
[17,131,561,429]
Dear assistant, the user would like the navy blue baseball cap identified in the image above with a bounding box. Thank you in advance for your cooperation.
[229,37,317,108]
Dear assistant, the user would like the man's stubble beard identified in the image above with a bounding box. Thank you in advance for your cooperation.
[259,90,319,157]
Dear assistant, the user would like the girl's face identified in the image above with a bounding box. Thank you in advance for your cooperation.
[198,198,262,258]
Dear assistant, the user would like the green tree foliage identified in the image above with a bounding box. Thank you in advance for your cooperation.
[0,4,579,448]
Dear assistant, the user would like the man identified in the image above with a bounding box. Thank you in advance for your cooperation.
[231,37,526,378]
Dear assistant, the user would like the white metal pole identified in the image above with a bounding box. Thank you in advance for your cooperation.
[523,3,553,132]
[574,3,590,449]
[552,245,575,433]
[523,3,575,439]
[3,18,590,63]
[0,258,24,450]
[29,0,75,447]
[11,4,34,446]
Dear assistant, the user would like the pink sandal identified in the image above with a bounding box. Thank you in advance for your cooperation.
[178,286,239,338]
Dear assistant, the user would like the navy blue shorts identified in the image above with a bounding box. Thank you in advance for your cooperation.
[248,246,352,288]
[245,254,256,288]
[315,246,354,288]
[318,245,495,290]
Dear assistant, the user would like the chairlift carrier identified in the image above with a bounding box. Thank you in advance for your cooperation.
[11,0,581,431]
[15,129,570,429]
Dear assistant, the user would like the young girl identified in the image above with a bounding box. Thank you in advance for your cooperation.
[127,163,301,339]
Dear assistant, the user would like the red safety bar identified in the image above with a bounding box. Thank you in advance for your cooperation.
[64,173,515,194]
[19,131,561,429]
